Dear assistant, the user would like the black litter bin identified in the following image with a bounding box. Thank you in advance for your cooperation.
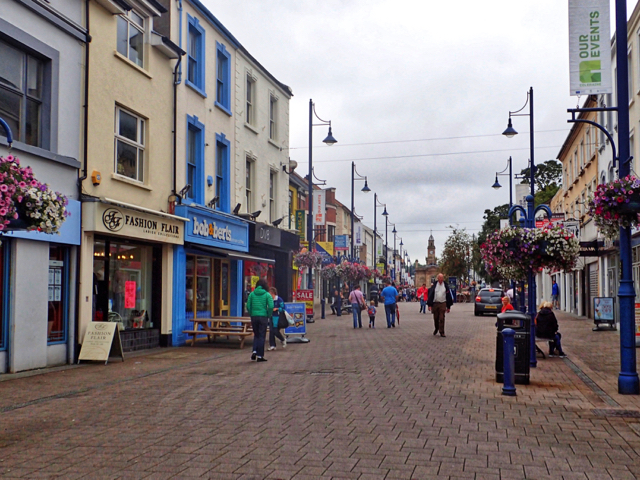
[369,287,379,307]
[496,311,530,385]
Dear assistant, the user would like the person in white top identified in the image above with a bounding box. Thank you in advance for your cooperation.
[426,274,453,337]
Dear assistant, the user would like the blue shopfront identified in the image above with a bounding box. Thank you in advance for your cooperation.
[172,205,254,346]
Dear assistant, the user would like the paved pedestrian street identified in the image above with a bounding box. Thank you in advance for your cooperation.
[3,303,640,479]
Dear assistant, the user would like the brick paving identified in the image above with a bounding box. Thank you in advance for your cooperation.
[2,303,640,479]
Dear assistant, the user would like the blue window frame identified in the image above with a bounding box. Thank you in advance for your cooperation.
[186,14,206,96]
[215,42,231,115]
[215,132,231,213]
[186,115,205,204]
[47,246,70,345]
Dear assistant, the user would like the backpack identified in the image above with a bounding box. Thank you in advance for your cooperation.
[367,305,376,316]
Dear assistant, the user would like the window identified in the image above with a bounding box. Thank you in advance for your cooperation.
[328,225,335,243]
[629,49,634,101]
[215,133,230,213]
[117,9,145,67]
[568,159,573,184]
[245,158,253,212]
[115,107,145,182]
[186,15,205,94]
[609,163,615,182]
[186,115,204,203]
[586,128,591,161]
[48,246,69,344]
[269,94,277,140]
[631,132,636,174]
[0,39,44,147]
[246,75,255,125]
[215,42,231,113]
[580,141,585,169]
[269,171,276,223]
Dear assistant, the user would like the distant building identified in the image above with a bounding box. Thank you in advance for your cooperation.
[414,234,440,286]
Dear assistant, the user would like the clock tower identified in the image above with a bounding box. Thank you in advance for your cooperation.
[427,234,436,265]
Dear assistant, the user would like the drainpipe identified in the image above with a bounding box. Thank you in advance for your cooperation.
[172,54,182,201]
[177,0,183,84]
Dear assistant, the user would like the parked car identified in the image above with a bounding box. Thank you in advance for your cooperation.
[474,288,504,316]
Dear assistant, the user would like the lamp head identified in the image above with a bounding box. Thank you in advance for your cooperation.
[382,207,388,216]
[361,180,371,192]
[322,126,337,145]
[392,226,397,234]
[492,176,502,189]
[502,117,518,138]
[400,240,404,246]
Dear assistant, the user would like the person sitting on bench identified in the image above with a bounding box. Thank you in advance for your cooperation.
[535,301,566,358]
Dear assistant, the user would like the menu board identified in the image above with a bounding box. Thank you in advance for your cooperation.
[78,321,124,364]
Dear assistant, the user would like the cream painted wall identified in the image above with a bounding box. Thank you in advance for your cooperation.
[234,51,291,223]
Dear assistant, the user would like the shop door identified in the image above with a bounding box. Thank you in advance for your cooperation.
[214,259,230,316]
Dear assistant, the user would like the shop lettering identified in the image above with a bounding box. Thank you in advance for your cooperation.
[125,215,157,230]
[192,216,232,241]
[161,223,179,234]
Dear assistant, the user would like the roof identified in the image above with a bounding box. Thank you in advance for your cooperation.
[556,95,597,160]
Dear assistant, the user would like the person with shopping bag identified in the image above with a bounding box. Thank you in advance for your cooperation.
[268,287,287,351]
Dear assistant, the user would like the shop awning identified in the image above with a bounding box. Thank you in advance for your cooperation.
[185,244,275,264]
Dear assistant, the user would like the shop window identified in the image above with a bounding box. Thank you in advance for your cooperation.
[186,255,230,320]
[93,239,154,330]
[243,261,274,315]
[47,246,69,344]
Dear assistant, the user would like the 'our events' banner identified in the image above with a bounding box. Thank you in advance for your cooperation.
[568,0,612,96]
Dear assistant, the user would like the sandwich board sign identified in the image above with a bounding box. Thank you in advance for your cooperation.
[78,322,125,364]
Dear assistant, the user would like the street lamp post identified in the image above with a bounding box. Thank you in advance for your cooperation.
[392,224,397,282]
[385,214,389,276]
[307,99,337,289]
[351,162,370,260]
[374,194,387,271]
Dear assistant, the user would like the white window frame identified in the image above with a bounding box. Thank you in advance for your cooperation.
[269,93,278,140]
[246,73,256,126]
[245,156,254,212]
[114,106,145,182]
[117,9,146,68]
[269,171,276,223]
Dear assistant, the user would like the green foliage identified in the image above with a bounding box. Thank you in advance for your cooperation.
[519,160,563,191]
[438,227,472,281]
[478,203,510,245]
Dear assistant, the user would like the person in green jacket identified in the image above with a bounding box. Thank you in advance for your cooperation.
[246,279,273,362]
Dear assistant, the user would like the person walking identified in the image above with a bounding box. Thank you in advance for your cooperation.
[551,278,560,309]
[268,287,286,351]
[380,279,399,328]
[349,285,366,328]
[417,283,427,314]
[427,274,453,337]
[246,279,273,362]
[536,301,566,357]
[367,300,377,328]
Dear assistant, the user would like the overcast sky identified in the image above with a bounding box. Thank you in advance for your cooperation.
[202,0,635,264]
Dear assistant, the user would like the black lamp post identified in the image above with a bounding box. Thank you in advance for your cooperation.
[307,99,337,289]
[391,224,397,282]
[383,209,389,275]
[374,194,386,270]
[351,162,370,260]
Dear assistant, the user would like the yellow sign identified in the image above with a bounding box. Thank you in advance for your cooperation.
[78,322,124,364]
[316,241,334,256]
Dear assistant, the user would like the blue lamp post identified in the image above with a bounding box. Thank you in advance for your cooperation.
[351,162,370,260]
[0,118,14,146]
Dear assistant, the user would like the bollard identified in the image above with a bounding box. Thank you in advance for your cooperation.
[502,328,517,396]
[321,298,326,319]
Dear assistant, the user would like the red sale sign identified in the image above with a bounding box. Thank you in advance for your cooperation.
[295,289,314,316]
[125,281,136,309]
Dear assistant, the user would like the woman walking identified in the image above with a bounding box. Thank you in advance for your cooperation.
[246,279,273,362]
[349,285,366,328]
[268,287,287,351]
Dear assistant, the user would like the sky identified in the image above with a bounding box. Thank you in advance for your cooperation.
[201,0,637,264]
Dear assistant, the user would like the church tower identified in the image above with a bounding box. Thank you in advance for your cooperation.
[427,234,436,265]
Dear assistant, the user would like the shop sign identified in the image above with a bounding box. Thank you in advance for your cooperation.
[313,190,325,226]
[579,240,604,257]
[334,235,348,251]
[284,302,307,336]
[254,222,281,247]
[316,241,334,265]
[78,322,124,364]
[176,205,248,252]
[295,289,314,317]
[295,210,306,238]
[85,202,184,245]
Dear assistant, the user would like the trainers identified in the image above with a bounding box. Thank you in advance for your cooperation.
[267,346,276,351]
[548,353,556,357]
[251,352,257,361]
[559,353,567,358]
[257,357,268,362]
[281,339,286,348]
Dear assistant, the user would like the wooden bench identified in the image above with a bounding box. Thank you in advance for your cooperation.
[183,317,253,349]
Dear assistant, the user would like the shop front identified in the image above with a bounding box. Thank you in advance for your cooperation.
[0,200,81,374]
[80,200,186,352]
[172,205,255,346]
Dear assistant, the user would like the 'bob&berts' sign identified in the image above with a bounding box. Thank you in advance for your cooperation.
[83,202,185,245]
[176,205,249,252]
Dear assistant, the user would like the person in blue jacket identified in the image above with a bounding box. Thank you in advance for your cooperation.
[268,287,286,351]
[379,279,399,328]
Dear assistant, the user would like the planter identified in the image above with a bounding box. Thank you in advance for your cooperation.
[617,191,640,214]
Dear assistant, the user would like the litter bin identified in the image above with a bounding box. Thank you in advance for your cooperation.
[369,287,379,307]
[496,311,530,385]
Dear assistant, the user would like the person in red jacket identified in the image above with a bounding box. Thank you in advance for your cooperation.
[417,283,427,314]
[501,296,514,313]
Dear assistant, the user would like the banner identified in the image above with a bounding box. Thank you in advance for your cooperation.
[354,221,362,246]
[295,210,305,239]
[313,190,326,226]
[568,0,612,95]
[315,241,334,264]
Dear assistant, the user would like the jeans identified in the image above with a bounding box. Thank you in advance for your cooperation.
[419,299,426,313]
[384,303,396,327]
[549,332,564,355]
[269,318,285,347]
[351,303,362,328]
[251,316,268,358]
[369,315,375,327]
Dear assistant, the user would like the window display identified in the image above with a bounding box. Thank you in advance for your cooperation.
[186,255,230,319]
[243,261,274,314]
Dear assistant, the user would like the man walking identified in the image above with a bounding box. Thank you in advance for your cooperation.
[417,283,427,314]
[349,285,366,329]
[551,278,560,309]
[427,274,453,337]
[380,279,399,328]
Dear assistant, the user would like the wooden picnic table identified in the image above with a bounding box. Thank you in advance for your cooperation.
[183,317,253,348]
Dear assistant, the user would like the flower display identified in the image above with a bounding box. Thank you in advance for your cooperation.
[588,175,640,238]
[481,225,579,280]
[321,261,380,283]
[293,250,324,269]
[0,155,69,234]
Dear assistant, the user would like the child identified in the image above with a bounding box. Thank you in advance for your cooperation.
[367,300,376,328]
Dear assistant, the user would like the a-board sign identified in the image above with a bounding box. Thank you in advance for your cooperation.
[594,297,616,331]
[295,289,314,317]
[284,302,306,336]
[78,322,125,364]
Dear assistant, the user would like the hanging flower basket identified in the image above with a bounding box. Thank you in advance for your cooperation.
[321,261,378,284]
[588,175,640,238]
[481,225,579,280]
[0,155,69,234]
[293,250,323,269]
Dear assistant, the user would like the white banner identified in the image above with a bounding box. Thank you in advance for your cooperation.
[568,0,612,96]
[313,189,325,226]
[354,221,362,246]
